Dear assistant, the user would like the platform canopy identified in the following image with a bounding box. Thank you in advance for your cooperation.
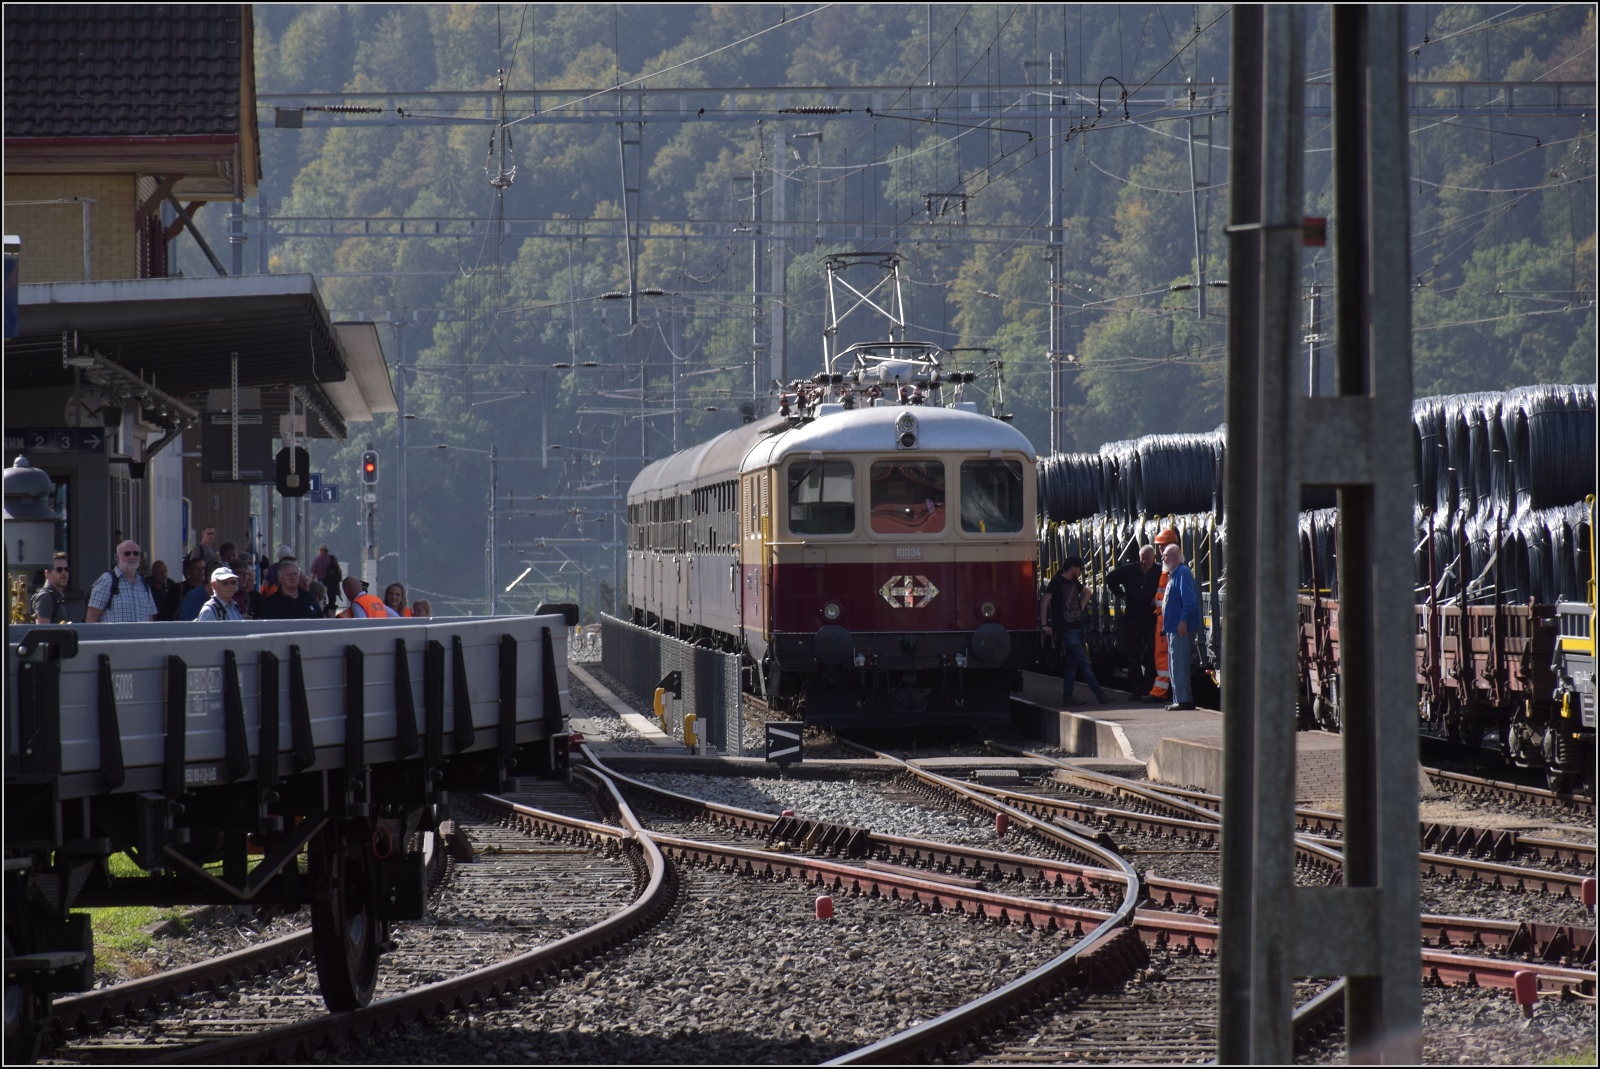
[8,274,393,438]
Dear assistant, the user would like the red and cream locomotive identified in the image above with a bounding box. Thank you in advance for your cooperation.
[626,255,1040,727]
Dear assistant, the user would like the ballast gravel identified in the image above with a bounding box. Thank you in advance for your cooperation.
[632,772,1001,844]
[1297,983,1595,1065]
[565,673,658,752]
[324,854,1070,1064]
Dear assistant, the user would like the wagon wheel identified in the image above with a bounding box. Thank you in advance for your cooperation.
[4,974,49,1065]
[309,820,386,1012]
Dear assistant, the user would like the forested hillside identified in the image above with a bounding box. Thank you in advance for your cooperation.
[178,5,1594,613]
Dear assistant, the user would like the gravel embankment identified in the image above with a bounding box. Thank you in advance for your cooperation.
[631,771,1000,843]
[328,857,1071,1064]
[1298,983,1595,1065]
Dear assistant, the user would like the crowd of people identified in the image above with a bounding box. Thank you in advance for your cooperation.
[33,526,433,625]
[1040,528,1201,713]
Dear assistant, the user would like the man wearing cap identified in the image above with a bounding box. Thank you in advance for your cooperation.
[339,576,398,618]
[196,567,244,621]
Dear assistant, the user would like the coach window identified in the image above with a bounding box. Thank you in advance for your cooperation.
[959,458,1024,533]
[786,459,855,535]
[869,460,945,534]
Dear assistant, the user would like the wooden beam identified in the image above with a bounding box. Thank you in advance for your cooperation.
[163,201,205,244]
[134,174,180,225]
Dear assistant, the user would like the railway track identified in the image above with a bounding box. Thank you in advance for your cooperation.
[585,746,1355,1063]
[1423,766,1596,818]
[46,771,662,1064]
[46,730,1594,1065]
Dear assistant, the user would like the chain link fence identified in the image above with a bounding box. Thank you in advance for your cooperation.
[599,613,746,754]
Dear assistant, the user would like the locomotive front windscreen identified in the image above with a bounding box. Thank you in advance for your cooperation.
[960,459,1025,533]
[788,460,856,534]
[871,460,946,534]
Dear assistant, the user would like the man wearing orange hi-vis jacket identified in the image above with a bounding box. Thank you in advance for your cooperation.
[1140,528,1183,703]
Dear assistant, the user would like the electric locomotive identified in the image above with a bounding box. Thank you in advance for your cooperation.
[627,256,1040,727]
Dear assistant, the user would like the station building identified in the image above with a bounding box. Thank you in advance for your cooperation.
[3,5,394,617]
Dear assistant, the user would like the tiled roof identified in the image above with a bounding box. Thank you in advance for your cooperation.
[4,4,245,140]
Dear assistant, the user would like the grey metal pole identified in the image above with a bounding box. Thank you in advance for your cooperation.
[771,152,787,396]
[257,202,270,273]
[752,148,765,393]
[229,201,245,276]
[1248,7,1307,1061]
[1186,112,1207,321]
[1306,285,1322,395]
[488,444,499,616]
[1329,7,1421,1058]
[1217,6,1265,1062]
[1047,53,1065,456]
[394,316,407,593]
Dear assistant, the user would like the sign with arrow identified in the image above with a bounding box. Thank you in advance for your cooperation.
[4,427,107,455]
[765,721,804,765]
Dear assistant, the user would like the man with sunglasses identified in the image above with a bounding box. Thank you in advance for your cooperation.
[86,541,158,623]
[32,552,72,623]
[196,567,245,621]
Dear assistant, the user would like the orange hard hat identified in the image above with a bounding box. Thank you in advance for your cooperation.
[1153,528,1181,546]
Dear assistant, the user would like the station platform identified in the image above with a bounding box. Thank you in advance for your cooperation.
[1013,670,1352,805]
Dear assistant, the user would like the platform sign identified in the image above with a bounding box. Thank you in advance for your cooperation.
[765,720,804,765]
[307,484,340,504]
[307,472,323,493]
[4,427,108,455]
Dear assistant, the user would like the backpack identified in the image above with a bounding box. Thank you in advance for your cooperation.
[100,570,149,607]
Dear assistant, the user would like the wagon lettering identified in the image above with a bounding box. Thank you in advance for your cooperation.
[112,671,134,703]
[894,546,923,560]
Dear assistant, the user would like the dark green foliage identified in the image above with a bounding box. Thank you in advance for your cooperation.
[196,4,1592,610]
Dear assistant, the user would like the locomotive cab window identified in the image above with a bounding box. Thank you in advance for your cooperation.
[786,460,855,535]
[870,460,945,534]
[960,458,1024,533]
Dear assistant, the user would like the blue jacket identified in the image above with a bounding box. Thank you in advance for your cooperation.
[1161,564,1202,635]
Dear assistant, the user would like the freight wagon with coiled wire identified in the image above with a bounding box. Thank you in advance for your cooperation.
[1037,383,1596,789]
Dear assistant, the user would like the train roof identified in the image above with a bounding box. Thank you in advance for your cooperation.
[629,413,788,498]
[629,405,1035,500]
[749,405,1037,466]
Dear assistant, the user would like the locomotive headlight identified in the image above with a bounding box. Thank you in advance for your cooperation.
[980,601,998,620]
[822,601,842,622]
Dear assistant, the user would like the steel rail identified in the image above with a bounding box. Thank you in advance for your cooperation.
[581,746,1135,900]
[991,742,1595,890]
[156,768,669,1064]
[1423,767,1595,816]
[50,929,312,1036]
[990,742,1598,865]
[822,740,1143,1065]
